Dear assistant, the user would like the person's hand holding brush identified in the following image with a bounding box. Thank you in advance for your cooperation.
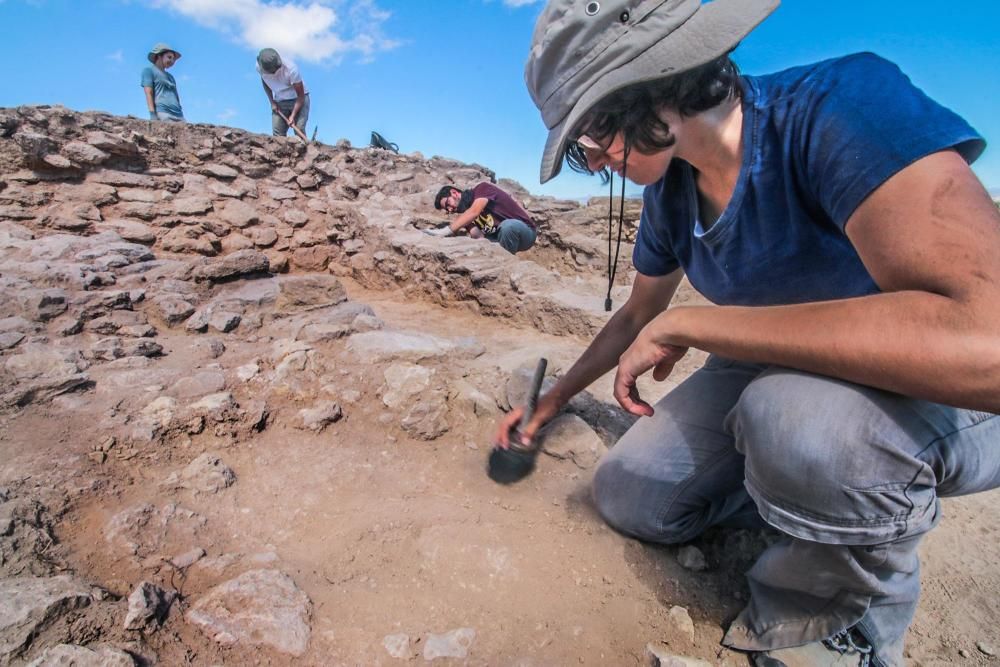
[493,392,561,450]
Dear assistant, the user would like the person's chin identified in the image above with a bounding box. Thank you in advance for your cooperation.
[627,173,657,186]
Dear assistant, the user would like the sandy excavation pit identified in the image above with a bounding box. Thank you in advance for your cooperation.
[0,105,998,666]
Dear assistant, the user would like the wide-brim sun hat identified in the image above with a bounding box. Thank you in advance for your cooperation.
[148,43,181,64]
[525,0,779,184]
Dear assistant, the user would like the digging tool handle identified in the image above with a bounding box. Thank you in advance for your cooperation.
[275,107,309,144]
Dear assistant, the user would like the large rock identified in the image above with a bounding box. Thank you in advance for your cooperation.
[89,169,155,188]
[171,196,213,216]
[400,390,450,440]
[160,227,219,256]
[163,453,236,494]
[290,245,330,271]
[266,187,296,201]
[123,581,176,630]
[200,163,239,180]
[295,402,343,432]
[152,295,195,326]
[540,414,606,469]
[61,140,110,166]
[275,275,347,312]
[218,200,259,228]
[170,371,226,399]
[26,644,135,667]
[2,347,88,408]
[85,130,139,156]
[96,219,156,244]
[0,575,93,663]
[185,569,311,656]
[193,249,269,281]
[382,363,432,409]
[347,331,456,363]
[104,503,206,559]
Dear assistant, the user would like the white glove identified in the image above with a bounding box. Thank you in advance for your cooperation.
[424,227,453,237]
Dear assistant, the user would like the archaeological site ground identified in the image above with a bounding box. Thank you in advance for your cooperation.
[0,106,997,666]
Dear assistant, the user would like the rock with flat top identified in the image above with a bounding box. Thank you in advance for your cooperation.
[193,249,269,281]
[26,644,135,667]
[0,575,93,663]
[185,569,311,656]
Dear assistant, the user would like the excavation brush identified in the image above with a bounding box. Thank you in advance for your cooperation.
[487,357,547,484]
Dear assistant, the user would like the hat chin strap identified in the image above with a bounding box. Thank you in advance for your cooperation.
[604,148,628,313]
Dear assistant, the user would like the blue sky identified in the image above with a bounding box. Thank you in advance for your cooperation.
[1,0,998,200]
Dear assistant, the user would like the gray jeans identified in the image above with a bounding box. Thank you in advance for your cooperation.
[272,94,310,137]
[592,356,1000,666]
[486,219,537,254]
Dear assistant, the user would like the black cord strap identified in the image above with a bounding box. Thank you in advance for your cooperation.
[604,151,628,312]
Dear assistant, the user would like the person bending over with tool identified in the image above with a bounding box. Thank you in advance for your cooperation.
[141,43,185,122]
[496,1,1000,665]
[256,48,310,138]
[428,183,537,255]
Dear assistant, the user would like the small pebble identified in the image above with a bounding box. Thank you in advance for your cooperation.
[676,545,708,571]
[978,642,996,657]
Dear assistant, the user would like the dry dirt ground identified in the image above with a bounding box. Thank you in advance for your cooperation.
[2,278,997,666]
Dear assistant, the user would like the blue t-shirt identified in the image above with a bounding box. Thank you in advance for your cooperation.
[633,53,985,306]
[140,66,184,118]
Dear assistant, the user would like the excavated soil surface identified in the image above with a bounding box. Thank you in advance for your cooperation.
[0,106,997,666]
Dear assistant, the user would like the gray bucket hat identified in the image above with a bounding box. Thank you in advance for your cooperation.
[257,48,283,74]
[525,0,779,183]
[148,43,181,64]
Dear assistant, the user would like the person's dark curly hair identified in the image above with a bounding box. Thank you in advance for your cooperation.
[565,54,742,180]
[434,185,461,210]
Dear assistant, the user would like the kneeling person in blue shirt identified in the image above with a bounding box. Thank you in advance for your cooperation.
[497,1,1000,665]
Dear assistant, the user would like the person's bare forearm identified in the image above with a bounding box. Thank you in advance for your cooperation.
[448,217,474,233]
[143,88,156,114]
[290,100,303,125]
[449,199,486,233]
[548,273,682,408]
[261,80,276,107]
[547,310,655,408]
[656,291,1000,412]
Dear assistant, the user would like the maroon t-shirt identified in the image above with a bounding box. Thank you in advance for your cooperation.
[470,183,535,232]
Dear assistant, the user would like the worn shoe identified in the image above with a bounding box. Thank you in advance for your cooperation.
[750,627,875,667]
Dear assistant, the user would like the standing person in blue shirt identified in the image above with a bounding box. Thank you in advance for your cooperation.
[141,43,184,122]
[256,48,310,137]
[497,0,1000,665]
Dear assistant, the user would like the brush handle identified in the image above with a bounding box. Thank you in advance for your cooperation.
[520,357,548,427]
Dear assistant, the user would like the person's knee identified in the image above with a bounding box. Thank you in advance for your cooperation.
[731,372,846,494]
[592,452,697,544]
[497,220,535,254]
[730,370,926,526]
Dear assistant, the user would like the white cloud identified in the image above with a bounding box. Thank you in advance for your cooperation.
[502,0,542,7]
[106,49,124,62]
[146,0,399,63]
[217,108,238,120]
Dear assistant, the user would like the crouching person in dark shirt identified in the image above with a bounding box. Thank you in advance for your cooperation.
[428,183,537,255]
